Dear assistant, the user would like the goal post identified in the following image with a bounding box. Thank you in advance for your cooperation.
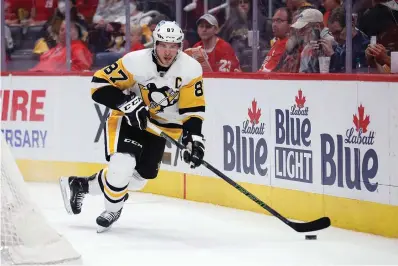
[1,136,81,265]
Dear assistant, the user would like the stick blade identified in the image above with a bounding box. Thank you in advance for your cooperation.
[289,217,331,233]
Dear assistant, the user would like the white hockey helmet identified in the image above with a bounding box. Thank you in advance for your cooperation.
[153,20,184,45]
[152,21,184,60]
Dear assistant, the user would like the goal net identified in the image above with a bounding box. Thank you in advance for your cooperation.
[1,136,81,265]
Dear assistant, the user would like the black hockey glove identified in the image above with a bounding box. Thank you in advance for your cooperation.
[181,130,205,169]
[118,93,149,130]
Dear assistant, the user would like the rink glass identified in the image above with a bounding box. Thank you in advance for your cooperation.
[0,0,393,74]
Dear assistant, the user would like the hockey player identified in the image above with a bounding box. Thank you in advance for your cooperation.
[59,21,205,232]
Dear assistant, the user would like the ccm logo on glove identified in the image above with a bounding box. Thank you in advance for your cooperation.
[119,96,143,112]
[118,94,149,130]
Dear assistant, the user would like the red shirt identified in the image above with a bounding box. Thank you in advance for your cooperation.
[5,0,31,21]
[6,0,56,22]
[30,40,93,72]
[259,38,288,72]
[323,11,331,27]
[75,0,97,20]
[130,42,145,52]
[5,0,17,21]
[32,0,57,22]
[192,38,241,72]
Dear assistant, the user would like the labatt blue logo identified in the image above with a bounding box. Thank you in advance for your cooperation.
[223,99,268,176]
[321,104,378,192]
[275,89,313,183]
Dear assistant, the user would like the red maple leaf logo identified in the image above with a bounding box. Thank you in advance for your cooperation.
[295,89,306,108]
[248,99,261,124]
[353,104,370,133]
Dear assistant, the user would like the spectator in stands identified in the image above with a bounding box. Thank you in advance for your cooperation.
[358,0,398,53]
[113,0,152,26]
[239,0,269,47]
[92,0,125,24]
[274,0,315,72]
[218,0,266,70]
[328,7,370,72]
[113,1,157,48]
[107,24,145,53]
[30,21,92,72]
[365,43,392,73]
[75,0,98,22]
[89,0,128,53]
[259,8,292,72]
[322,0,341,25]
[128,24,146,52]
[239,0,250,13]
[5,0,19,25]
[186,14,241,72]
[6,0,62,26]
[353,0,374,15]
[93,24,145,69]
[34,0,87,53]
[287,0,315,19]
[218,0,247,45]
[5,0,37,25]
[88,22,124,53]
[275,8,336,73]
[30,0,59,24]
[295,9,336,73]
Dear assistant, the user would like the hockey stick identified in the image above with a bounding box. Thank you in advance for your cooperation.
[147,121,331,233]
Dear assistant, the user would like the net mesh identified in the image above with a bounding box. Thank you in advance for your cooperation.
[1,136,81,265]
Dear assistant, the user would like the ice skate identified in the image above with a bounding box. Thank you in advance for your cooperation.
[59,176,88,215]
[96,208,123,233]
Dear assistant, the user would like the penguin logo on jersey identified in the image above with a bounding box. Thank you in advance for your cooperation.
[139,83,179,113]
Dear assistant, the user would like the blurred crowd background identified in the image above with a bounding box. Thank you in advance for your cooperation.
[1,0,397,73]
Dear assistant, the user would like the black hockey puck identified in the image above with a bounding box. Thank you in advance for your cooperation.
[305,235,317,240]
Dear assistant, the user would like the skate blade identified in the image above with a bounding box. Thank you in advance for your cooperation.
[59,176,73,215]
[97,225,112,233]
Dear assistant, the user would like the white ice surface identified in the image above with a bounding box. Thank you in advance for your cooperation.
[27,182,398,266]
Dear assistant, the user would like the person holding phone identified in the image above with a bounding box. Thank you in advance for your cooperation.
[289,8,336,73]
[366,43,391,73]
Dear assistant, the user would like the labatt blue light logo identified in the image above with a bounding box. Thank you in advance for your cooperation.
[275,89,313,183]
[321,104,378,192]
[223,99,268,176]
